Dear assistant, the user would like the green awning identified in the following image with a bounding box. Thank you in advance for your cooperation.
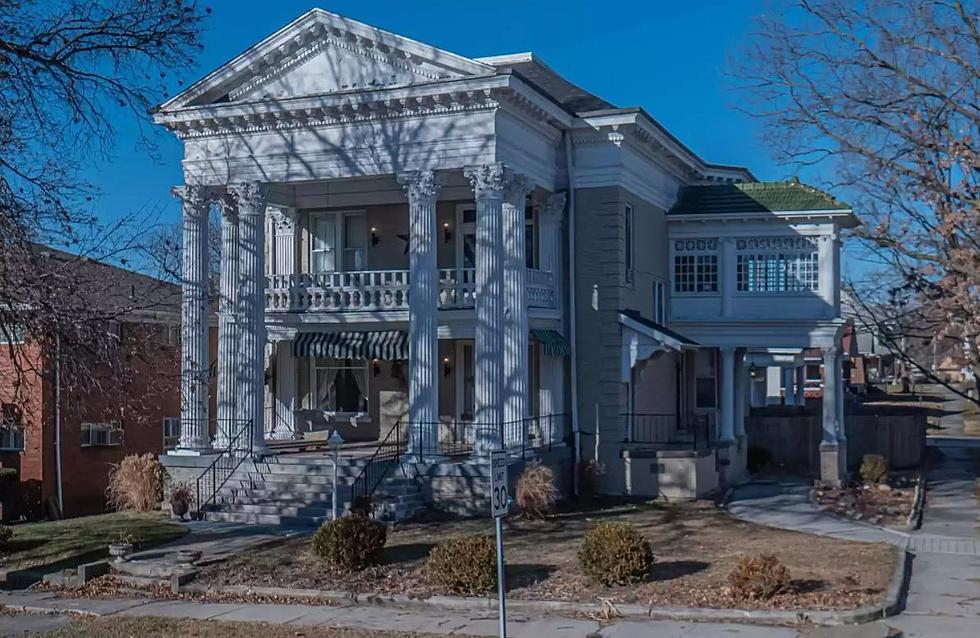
[292,330,408,360]
[531,329,571,357]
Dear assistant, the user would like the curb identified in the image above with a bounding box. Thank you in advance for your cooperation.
[170,547,912,627]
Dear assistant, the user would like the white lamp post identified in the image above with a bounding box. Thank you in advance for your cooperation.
[327,430,344,520]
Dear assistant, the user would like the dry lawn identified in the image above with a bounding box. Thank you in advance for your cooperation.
[37,616,470,638]
[199,500,897,611]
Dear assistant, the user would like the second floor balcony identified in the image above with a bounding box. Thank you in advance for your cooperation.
[265,268,556,313]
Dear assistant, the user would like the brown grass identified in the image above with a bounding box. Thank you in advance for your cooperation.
[198,500,897,611]
[106,454,163,512]
[515,461,558,519]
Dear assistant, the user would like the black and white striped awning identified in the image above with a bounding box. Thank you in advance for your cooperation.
[291,331,408,360]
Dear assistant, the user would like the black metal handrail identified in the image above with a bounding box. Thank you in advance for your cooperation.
[195,419,253,514]
[349,421,403,508]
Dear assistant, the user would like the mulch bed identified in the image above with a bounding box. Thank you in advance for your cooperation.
[186,500,897,612]
[814,477,915,529]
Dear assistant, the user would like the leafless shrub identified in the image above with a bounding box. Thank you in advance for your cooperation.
[106,453,163,512]
[515,461,558,519]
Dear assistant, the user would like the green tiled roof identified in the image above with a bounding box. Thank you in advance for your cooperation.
[669,179,850,215]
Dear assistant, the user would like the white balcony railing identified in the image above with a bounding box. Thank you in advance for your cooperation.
[265,268,556,312]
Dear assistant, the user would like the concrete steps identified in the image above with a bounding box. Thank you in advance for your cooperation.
[201,453,424,526]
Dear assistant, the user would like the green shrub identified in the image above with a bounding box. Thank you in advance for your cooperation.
[515,461,558,519]
[426,535,497,595]
[859,454,889,484]
[311,515,387,571]
[0,467,18,482]
[578,522,653,586]
[728,554,791,601]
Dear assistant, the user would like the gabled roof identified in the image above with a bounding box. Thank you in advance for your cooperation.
[157,8,496,111]
[477,52,615,113]
[669,179,850,216]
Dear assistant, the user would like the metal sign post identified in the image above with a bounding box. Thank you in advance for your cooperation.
[489,449,509,638]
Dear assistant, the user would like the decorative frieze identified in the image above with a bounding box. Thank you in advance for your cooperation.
[674,238,718,252]
[736,236,818,252]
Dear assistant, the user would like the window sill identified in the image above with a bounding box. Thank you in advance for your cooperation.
[81,444,122,448]
[0,447,24,452]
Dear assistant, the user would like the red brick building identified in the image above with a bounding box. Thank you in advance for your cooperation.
[0,250,183,519]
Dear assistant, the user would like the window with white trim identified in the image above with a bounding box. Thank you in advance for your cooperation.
[163,417,180,450]
[673,239,718,293]
[159,324,179,348]
[81,422,122,447]
[0,403,24,451]
[624,204,634,283]
[311,358,369,414]
[309,211,367,273]
[652,279,666,324]
[735,237,819,292]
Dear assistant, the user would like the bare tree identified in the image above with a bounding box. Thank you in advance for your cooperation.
[733,0,980,402]
[0,1,208,408]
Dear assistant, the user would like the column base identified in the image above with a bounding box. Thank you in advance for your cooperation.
[819,440,848,487]
[715,438,738,486]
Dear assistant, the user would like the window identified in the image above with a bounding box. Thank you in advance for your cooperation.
[652,279,666,324]
[0,324,25,344]
[695,377,717,409]
[0,404,23,451]
[672,239,718,293]
[159,324,179,348]
[624,204,634,283]
[81,422,122,447]
[310,212,367,273]
[735,237,819,292]
[163,417,180,449]
[312,358,368,414]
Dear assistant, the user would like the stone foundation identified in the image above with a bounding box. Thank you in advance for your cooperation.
[819,440,848,487]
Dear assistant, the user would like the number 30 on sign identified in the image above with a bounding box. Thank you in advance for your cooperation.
[490,450,509,518]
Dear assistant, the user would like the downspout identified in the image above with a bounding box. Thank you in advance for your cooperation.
[54,333,63,515]
[564,131,581,495]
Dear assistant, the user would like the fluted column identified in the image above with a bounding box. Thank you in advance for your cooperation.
[270,208,298,276]
[782,367,797,406]
[229,182,269,455]
[398,170,442,458]
[269,208,298,439]
[215,194,240,448]
[465,163,506,454]
[539,192,566,315]
[502,172,533,448]
[173,185,212,452]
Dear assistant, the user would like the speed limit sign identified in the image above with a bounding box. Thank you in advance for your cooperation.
[490,449,509,518]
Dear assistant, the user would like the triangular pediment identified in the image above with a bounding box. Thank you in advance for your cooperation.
[160,8,496,110]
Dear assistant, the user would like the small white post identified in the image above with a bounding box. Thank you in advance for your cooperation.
[328,430,344,520]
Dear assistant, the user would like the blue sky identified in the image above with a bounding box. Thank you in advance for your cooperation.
[88,0,798,230]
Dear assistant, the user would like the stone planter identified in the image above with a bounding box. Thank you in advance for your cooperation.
[175,549,201,564]
[108,541,133,561]
[171,499,190,519]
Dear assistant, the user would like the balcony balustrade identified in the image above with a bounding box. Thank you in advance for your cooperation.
[265,268,556,312]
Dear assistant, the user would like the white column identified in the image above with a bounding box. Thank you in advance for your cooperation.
[271,340,296,440]
[398,170,442,458]
[821,347,840,444]
[539,356,565,442]
[465,163,506,453]
[795,366,806,405]
[721,238,736,318]
[733,351,746,438]
[502,171,533,443]
[719,346,736,443]
[270,208,298,276]
[215,194,240,448]
[539,193,566,316]
[818,233,840,312]
[835,355,846,442]
[173,185,212,452]
[229,182,268,455]
[782,367,796,406]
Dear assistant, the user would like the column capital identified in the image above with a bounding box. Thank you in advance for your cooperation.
[398,169,443,203]
[216,192,238,221]
[503,171,533,207]
[464,162,506,199]
[540,192,567,224]
[822,345,841,360]
[269,207,299,233]
[171,184,210,214]
[228,181,268,213]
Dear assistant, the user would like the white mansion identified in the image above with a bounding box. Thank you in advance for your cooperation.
[156,8,857,520]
